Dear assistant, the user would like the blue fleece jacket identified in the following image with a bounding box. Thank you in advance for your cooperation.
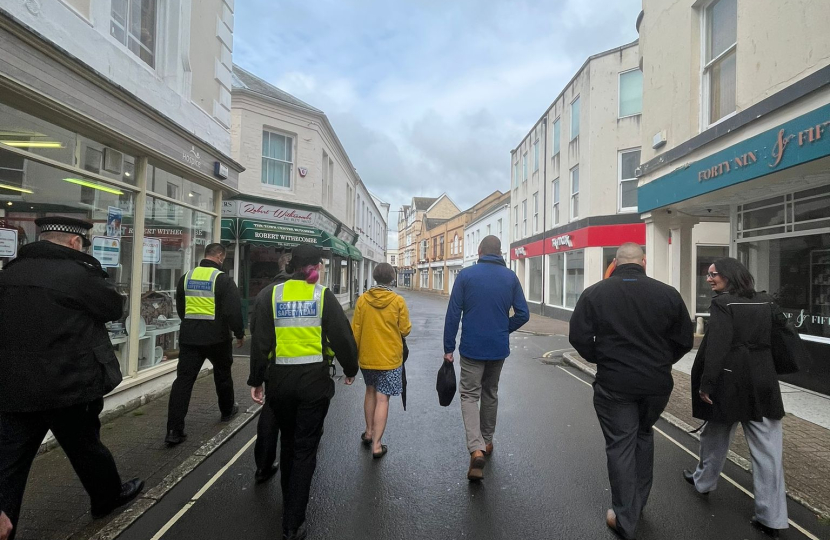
[443,255,530,360]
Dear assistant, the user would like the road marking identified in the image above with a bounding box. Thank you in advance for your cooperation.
[556,366,820,540]
[542,348,574,358]
[149,435,257,540]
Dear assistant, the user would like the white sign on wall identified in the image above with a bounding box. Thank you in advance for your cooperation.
[0,228,18,258]
[142,237,162,264]
[92,236,121,268]
[222,199,338,234]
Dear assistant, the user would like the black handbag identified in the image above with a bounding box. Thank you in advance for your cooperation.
[770,309,808,375]
[436,359,457,407]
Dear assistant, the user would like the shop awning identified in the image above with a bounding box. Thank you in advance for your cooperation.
[347,244,362,261]
[221,218,323,247]
[321,233,351,258]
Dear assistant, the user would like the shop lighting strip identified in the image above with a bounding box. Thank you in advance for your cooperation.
[0,182,34,194]
[63,178,124,195]
[1,141,65,149]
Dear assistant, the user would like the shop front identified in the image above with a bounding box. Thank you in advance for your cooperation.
[0,30,242,410]
[510,220,646,320]
[220,198,360,317]
[638,97,830,395]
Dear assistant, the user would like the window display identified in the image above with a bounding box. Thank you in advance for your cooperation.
[565,250,584,308]
[527,256,543,302]
[548,253,564,305]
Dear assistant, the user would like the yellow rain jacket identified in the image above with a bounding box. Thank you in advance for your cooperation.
[351,287,411,371]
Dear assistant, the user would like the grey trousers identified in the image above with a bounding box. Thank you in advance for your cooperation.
[690,418,788,529]
[459,356,505,454]
[593,382,670,540]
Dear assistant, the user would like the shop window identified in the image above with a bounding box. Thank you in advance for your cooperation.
[528,256,543,303]
[420,270,429,288]
[433,269,443,290]
[619,149,641,212]
[141,197,213,371]
[110,0,157,68]
[0,147,137,374]
[552,179,560,226]
[0,102,77,165]
[602,247,617,279]
[696,246,729,314]
[565,250,585,308]
[262,130,293,188]
[548,252,565,306]
[619,69,643,118]
[703,0,737,126]
[148,165,213,210]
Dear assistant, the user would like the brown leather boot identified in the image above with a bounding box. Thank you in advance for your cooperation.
[483,442,494,456]
[467,450,486,481]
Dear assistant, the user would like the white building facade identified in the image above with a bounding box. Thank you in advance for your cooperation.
[464,199,510,267]
[0,0,244,413]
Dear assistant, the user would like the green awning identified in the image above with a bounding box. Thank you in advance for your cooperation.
[221,218,323,247]
[347,244,362,261]
[321,233,351,258]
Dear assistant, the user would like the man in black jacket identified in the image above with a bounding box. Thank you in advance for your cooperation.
[0,217,143,540]
[569,242,693,540]
[165,243,245,445]
[248,244,358,540]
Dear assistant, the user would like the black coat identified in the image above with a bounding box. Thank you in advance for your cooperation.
[569,264,694,396]
[0,241,124,412]
[176,259,245,345]
[691,292,785,423]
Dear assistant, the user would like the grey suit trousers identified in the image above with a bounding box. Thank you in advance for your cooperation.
[593,382,670,540]
[690,418,788,530]
[459,356,505,454]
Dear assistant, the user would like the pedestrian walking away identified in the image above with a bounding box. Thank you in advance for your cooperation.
[686,257,790,538]
[252,251,294,483]
[248,244,358,540]
[165,243,246,446]
[443,234,529,482]
[569,242,694,540]
[0,217,143,540]
[351,262,412,459]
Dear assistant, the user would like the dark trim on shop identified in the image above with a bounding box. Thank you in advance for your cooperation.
[639,64,830,177]
[510,213,642,250]
[542,305,573,322]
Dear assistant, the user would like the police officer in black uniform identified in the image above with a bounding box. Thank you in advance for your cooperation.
[0,217,144,540]
[249,244,358,540]
[165,243,245,445]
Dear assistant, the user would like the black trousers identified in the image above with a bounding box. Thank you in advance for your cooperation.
[593,382,670,540]
[167,341,235,432]
[267,366,333,533]
[0,399,122,540]
[254,397,279,471]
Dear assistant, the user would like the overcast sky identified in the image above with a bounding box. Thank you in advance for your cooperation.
[234,0,642,247]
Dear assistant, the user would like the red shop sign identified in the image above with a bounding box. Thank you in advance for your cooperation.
[511,223,646,260]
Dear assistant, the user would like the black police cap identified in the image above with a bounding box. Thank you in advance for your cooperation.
[35,216,93,247]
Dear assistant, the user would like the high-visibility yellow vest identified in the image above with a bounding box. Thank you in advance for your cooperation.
[272,280,326,365]
[184,267,222,320]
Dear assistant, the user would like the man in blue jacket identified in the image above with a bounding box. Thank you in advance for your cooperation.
[443,235,529,481]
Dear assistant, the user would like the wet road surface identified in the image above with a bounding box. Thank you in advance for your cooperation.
[118,290,828,540]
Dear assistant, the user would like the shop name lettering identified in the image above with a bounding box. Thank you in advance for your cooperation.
[698,120,830,182]
[788,309,830,328]
[550,235,573,250]
[514,247,527,257]
[241,204,314,224]
[254,232,318,244]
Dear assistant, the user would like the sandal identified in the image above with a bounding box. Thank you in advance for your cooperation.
[360,432,372,446]
[372,445,388,459]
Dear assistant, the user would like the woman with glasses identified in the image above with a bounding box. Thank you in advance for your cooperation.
[684,257,788,538]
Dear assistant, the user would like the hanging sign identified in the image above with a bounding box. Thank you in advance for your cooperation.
[106,206,123,238]
[92,236,121,268]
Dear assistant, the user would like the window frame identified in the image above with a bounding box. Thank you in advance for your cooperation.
[552,178,560,226]
[618,68,644,118]
[533,192,539,233]
[570,166,580,221]
[552,118,561,157]
[533,139,540,172]
[110,0,158,69]
[522,199,528,237]
[618,148,641,213]
[570,97,580,141]
[522,152,528,183]
[261,129,294,189]
[701,0,738,128]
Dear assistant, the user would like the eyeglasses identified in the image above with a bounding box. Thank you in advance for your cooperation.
[706,272,720,279]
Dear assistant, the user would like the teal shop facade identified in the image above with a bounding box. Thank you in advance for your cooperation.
[638,84,830,396]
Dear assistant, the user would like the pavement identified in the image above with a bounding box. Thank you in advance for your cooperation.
[9,294,830,540]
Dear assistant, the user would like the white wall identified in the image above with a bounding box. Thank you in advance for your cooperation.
[5,0,233,153]
[464,205,509,266]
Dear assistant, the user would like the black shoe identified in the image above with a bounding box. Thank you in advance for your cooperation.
[221,403,239,422]
[283,522,308,540]
[751,517,781,538]
[683,469,709,495]
[255,464,279,484]
[91,478,145,519]
[165,429,187,446]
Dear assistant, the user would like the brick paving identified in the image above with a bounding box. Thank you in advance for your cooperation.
[13,360,256,540]
[565,352,830,519]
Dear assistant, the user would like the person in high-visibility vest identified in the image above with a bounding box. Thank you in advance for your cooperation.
[249,244,357,540]
[165,243,245,446]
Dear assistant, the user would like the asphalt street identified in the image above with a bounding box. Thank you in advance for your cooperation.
[117,290,827,540]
